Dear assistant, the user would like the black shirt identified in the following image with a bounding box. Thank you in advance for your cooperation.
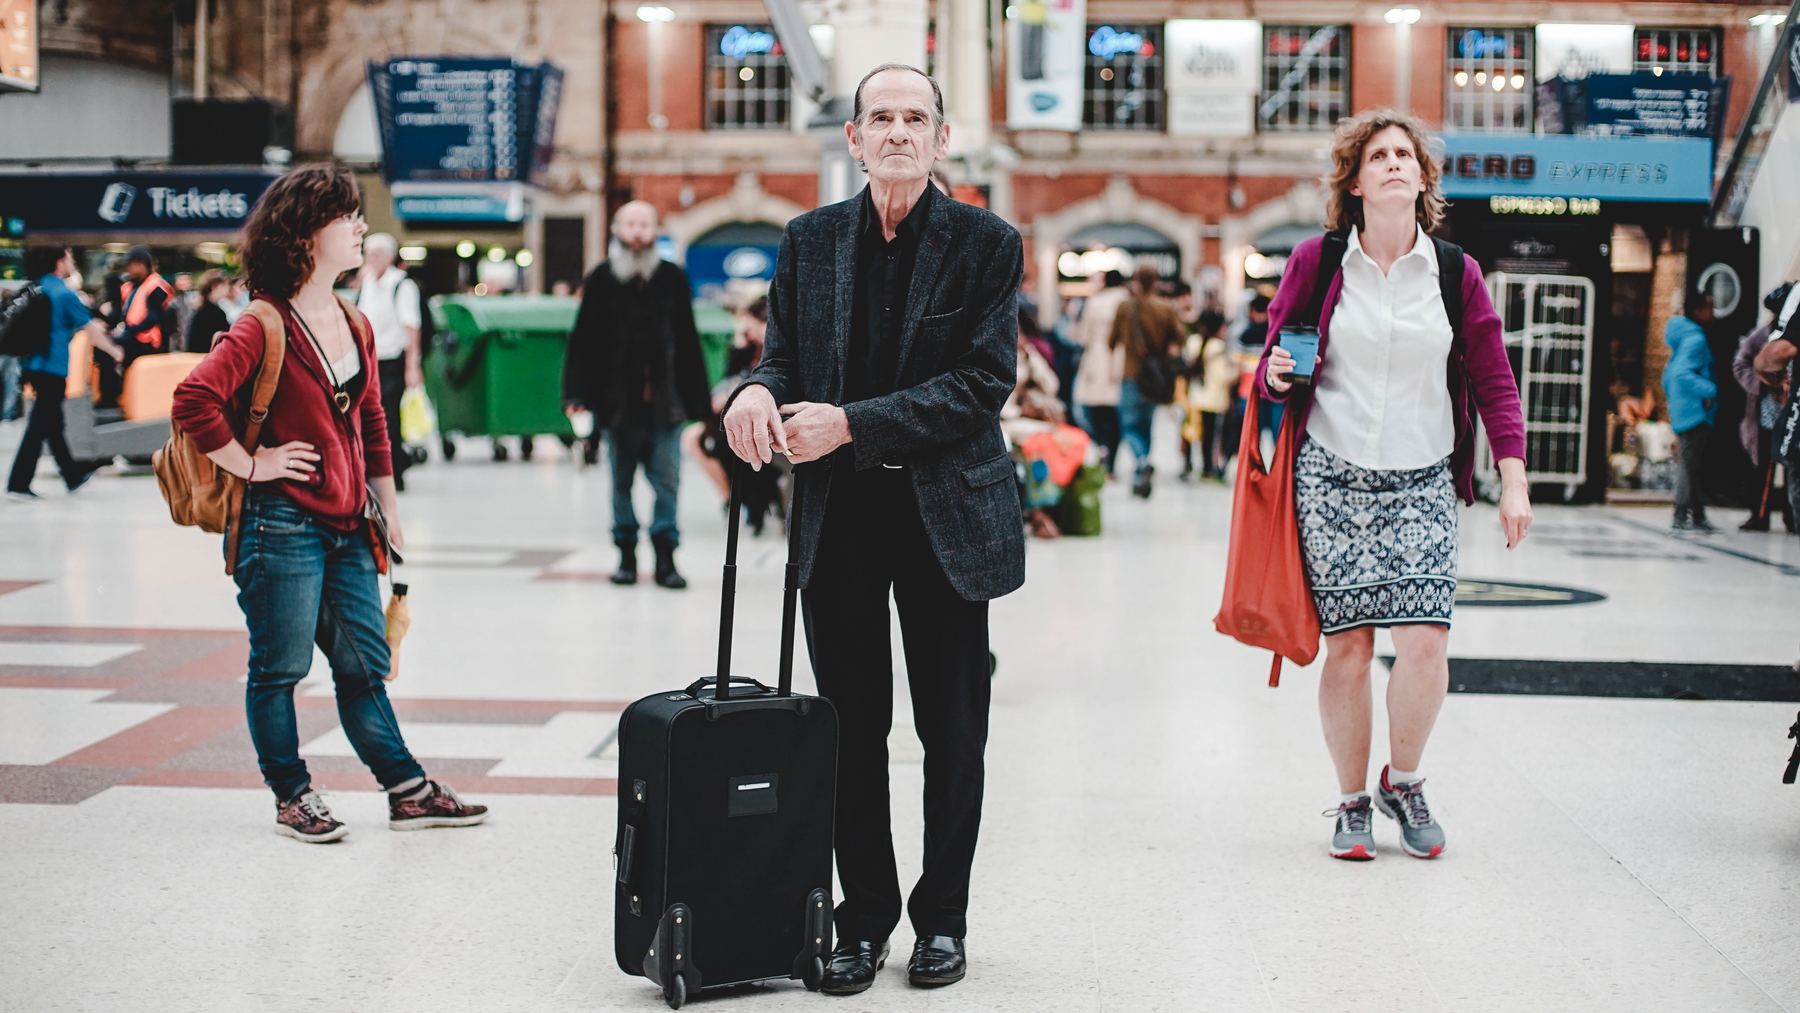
[847,184,935,402]
[186,301,230,354]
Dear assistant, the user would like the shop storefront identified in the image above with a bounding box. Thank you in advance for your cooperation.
[1436,132,1750,505]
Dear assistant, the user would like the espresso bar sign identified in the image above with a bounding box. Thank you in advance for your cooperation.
[1438,133,1712,203]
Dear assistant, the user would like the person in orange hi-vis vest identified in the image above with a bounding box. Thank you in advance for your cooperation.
[118,245,175,355]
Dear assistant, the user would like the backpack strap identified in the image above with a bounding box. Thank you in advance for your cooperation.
[1303,232,1350,329]
[224,300,287,576]
[241,301,287,443]
[1433,237,1466,346]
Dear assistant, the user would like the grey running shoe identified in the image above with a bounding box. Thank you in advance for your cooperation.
[275,790,348,843]
[1324,795,1376,861]
[1375,766,1446,859]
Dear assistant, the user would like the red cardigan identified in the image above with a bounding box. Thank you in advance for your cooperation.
[171,296,392,529]
[1255,234,1527,505]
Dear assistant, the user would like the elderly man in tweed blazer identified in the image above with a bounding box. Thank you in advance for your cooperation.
[722,63,1025,996]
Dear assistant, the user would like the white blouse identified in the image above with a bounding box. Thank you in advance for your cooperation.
[328,347,361,385]
[1307,225,1456,471]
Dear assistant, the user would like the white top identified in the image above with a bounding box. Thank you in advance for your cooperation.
[356,267,422,362]
[329,346,361,385]
[1306,225,1456,471]
[1071,286,1129,407]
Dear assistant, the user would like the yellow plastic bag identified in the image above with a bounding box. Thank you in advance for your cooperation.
[398,386,435,446]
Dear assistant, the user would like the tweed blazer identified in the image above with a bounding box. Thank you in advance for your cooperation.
[727,186,1026,602]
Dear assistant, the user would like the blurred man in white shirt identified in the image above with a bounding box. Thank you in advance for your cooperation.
[356,234,423,490]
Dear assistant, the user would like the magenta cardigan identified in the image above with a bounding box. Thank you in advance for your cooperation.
[1254,234,1527,505]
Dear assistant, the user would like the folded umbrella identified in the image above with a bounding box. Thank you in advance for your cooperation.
[384,578,411,683]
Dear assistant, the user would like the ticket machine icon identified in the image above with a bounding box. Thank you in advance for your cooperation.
[98,183,138,225]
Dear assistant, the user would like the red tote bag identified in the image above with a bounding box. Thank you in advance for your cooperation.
[1213,389,1320,687]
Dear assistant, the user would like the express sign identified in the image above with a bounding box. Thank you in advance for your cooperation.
[1438,134,1711,203]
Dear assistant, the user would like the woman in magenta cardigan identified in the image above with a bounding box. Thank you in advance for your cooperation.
[1257,111,1531,862]
[172,166,487,843]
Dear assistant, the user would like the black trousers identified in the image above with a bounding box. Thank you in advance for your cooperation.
[7,372,81,493]
[1078,404,1122,475]
[1200,410,1224,476]
[1675,423,1710,522]
[98,339,163,408]
[378,357,410,486]
[802,465,991,942]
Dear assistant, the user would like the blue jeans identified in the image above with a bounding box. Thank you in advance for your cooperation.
[608,420,683,545]
[232,489,424,802]
[1117,380,1155,479]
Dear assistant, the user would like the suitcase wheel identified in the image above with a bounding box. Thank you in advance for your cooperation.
[803,956,825,992]
[665,975,686,1010]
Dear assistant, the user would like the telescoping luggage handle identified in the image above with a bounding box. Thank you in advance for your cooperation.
[713,457,800,701]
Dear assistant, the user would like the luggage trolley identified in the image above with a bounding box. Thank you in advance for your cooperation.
[1474,272,1595,502]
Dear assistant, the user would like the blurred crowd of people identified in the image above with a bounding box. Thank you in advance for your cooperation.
[999,259,1278,537]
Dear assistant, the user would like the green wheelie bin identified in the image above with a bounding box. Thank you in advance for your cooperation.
[693,300,736,387]
[425,295,577,459]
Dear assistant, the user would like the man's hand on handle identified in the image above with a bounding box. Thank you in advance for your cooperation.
[722,385,789,471]
[779,402,851,465]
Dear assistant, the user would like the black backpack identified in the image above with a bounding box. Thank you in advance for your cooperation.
[0,283,51,359]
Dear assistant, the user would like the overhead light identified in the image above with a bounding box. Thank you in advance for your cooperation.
[1749,12,1787,27]
[637,5,674,22]
[399,245,428,263]
[514,250,535,268]
[486,247,508,263]
[1454,71,1469,87]
[1652,66,1664,76]
[1492,76,1506,92]
[1511,74,1526,90]
[1384,7,1421,25]
[455,240,477,259]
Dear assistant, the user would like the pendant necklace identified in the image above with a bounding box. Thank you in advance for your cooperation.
[291,305,353,415]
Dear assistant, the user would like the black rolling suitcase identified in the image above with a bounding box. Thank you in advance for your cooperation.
[613,465,838,1009]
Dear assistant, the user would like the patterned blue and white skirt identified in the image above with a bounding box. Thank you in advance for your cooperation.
[1295,438,1457,634]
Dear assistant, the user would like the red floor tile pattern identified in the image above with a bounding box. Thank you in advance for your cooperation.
[0,623,625,805]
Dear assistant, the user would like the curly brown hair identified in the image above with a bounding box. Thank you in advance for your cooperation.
[239,165,361,298]
[1324,109,1446,234]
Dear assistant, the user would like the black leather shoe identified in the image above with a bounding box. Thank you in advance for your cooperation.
[907,935,966,988]
[820,938,887,996]
[651,535,687,590]
[610,542,637,585]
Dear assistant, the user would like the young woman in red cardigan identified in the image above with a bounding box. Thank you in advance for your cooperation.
[172,166,488,843]
[1257,111,1531,861]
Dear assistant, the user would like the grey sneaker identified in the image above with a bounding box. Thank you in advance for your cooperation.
[1375,766,1446,859]
[1324,795,1376,861]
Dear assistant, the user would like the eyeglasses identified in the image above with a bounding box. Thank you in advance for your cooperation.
[333,211,366,228]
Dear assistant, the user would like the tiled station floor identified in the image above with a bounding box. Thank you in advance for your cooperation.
[2,422,1797,1012]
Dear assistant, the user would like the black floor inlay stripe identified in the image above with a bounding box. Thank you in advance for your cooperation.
[1378,657,1800,702]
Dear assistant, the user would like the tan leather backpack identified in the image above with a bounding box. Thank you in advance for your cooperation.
[152,300,286,574]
